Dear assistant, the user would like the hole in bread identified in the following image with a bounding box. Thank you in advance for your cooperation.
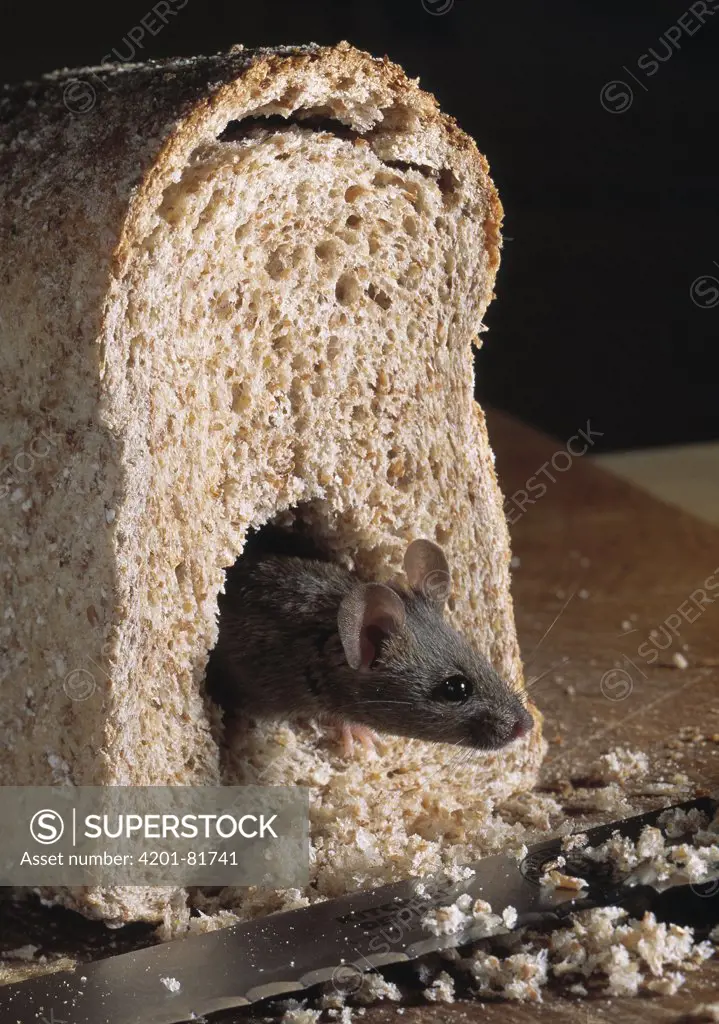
[438,168,461,209]
[266,245,293,281]
[344,185,366,203]
[203,502,348,735]
[335,272,361,307]
[217,113,360,144]
[366,284,392,311]
[315,239,339,263]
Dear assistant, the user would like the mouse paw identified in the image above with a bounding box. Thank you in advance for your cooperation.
[340,723,379,758]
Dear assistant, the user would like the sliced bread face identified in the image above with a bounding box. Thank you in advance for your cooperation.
[0,43,543,921]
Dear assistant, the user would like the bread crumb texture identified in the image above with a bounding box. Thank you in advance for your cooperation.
[0,42,542,922]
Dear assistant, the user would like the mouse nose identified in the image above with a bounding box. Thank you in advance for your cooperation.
[510,708,533,740]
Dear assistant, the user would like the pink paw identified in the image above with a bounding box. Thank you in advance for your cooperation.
[340,723,379,758]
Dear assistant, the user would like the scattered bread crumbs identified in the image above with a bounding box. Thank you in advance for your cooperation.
[496,791,564,831]
[442,907,715,1001]
[582,807,719,887]
[160,976,181,993]
[562,783,634,816]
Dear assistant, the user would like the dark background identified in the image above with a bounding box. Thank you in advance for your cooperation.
[2,0,717,453]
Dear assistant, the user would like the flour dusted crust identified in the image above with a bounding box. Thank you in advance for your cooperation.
[0,42,543,922]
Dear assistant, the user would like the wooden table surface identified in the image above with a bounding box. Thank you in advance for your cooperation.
[358,410,719,1023]
[2,410,719,1021]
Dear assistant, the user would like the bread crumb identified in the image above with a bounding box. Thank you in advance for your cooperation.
[561,832,588,853]
[645,971,685,994]
[422,902,471,936]
[540,869,588,892]
[423,970,455,1003]
[280,1007,322,1024]
[319,987,346,1011]
[423,895,506,938]
[353,973,401,1005]
[672,651,689,669]
[688,1004,719,1022]
[502,905,518,929]
[0,945,40,961]
[160,976,181,993]
[591,747,649,784]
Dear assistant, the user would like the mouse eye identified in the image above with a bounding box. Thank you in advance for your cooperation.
[433,675,472,703]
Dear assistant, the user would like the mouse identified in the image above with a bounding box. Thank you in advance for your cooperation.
[205,536,534,755]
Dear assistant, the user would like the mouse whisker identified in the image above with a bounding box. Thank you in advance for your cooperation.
[422,735,480,783]
[523,655,570,693]
[521,589,576,672]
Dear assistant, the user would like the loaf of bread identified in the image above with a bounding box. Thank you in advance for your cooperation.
[0,42,544,923]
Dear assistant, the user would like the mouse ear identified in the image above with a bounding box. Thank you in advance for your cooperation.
[337,583,406,671]
[403,539,451,610]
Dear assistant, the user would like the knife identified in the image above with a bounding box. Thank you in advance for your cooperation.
[2,796,716,1024]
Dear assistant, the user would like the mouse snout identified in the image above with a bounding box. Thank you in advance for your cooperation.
[510,706,534,741]
[467,700,533,750]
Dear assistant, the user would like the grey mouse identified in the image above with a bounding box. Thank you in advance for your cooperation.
[205,536,533,753]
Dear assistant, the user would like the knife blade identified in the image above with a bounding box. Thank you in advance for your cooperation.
[2,796,716,1024]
